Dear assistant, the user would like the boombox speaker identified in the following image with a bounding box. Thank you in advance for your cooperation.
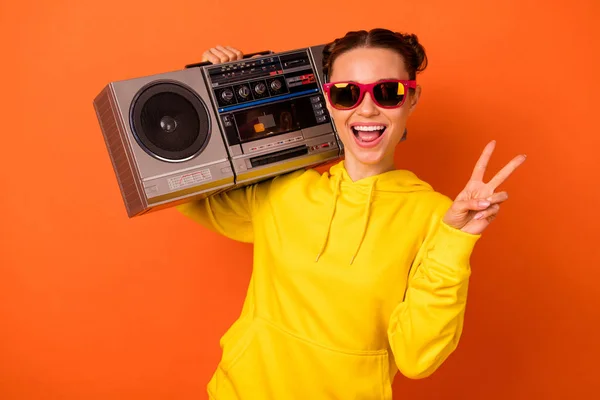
[94,46,343,218]
[94,67,236,217]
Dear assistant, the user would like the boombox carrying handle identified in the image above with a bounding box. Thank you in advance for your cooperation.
[184,50,274,69]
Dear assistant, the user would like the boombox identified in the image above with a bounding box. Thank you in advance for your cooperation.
[93,45,343,218]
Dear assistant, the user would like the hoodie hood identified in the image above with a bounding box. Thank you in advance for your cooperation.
[315,161,434,264]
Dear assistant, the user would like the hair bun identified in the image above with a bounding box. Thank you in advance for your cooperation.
[399,32,428,73]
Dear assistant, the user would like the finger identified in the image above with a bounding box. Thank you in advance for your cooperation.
[201,50,221,64]
[474,204,500,220]
[217,45,237,61]
[488,154,527,190]
[209,47,230,63]
[225,46,244,60]
[470,140,496,182]
[451,198,492,214]
[485,191,509,205]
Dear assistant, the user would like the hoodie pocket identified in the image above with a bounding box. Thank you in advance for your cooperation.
[213,317,393,400]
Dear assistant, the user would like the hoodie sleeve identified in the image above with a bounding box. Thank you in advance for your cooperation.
[387,203,480,379]
[176,184,263,243]
[176,170,305,243]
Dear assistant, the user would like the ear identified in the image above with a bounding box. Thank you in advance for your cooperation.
[408,85,422,116]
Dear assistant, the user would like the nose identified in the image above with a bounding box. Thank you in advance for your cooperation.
[356,92,380,117]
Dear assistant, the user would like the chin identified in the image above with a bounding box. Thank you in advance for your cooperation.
[352,151,389,166]
[344,143,390,166]
[342,132,392,165]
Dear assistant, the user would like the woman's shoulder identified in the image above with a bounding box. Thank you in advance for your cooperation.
[408,187,454,218]
[258,166,325,194]
[244,167,324,214]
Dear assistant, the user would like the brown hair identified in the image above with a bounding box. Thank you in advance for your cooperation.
[322,28,428,83]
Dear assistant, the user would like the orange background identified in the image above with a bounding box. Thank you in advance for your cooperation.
[1,0,598,399]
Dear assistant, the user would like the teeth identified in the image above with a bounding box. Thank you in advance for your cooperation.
[353,125,385,131]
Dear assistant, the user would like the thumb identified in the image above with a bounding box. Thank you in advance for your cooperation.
[450,198,491,215]
[443,198,491,229]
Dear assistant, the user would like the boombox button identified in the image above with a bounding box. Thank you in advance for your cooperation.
[316,116,327,123]
[222,115,233,127]
[310,96,321,103]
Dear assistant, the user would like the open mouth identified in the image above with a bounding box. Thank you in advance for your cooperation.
[351,125,387,143]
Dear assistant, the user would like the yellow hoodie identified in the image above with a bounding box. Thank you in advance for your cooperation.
[177,160,480,400]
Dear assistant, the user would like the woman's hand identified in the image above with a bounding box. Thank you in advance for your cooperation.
[201,45,245,64]
[443,140,527,235]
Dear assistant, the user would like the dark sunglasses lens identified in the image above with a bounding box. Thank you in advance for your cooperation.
[373,81,405,107]
[329,83,361,108]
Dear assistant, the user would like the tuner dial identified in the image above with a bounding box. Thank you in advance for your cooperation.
[238,85,250,98]
[270,79,282,91]
[254,82,266,95]
[220,88,234,102]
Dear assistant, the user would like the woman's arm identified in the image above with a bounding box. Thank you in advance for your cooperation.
[176,185,258,243]
[388,206,480,379]
[177,45,259,242]
[389,141,525,378]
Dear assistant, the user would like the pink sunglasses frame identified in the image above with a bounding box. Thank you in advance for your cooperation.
[322,79,417,110]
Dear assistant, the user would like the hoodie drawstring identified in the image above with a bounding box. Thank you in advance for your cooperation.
[350,182,374,265]
[315,178,376,265]
[315,177,340,262]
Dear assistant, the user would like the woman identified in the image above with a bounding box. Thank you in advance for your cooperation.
[179,28,526,399]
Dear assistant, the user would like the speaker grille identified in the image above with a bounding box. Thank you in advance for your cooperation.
[130,81,211,162]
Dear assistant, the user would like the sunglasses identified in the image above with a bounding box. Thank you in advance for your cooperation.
[322,79,416,110]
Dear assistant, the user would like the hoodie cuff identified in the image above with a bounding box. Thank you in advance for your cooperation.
[427,221,481,272]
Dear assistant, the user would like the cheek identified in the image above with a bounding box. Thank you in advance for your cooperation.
[382,110,409,141]
[329,109,352,129]
[383,108,408,126]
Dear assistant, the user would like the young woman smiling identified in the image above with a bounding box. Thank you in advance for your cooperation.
[178,28,526,399]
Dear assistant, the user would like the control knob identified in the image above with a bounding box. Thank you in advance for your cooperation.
[238,85,250,98]
[270,79,282,91]
[254,82,266,95]
[220,88,234,102]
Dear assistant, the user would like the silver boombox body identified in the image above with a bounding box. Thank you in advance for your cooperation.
[93,45,343,217]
